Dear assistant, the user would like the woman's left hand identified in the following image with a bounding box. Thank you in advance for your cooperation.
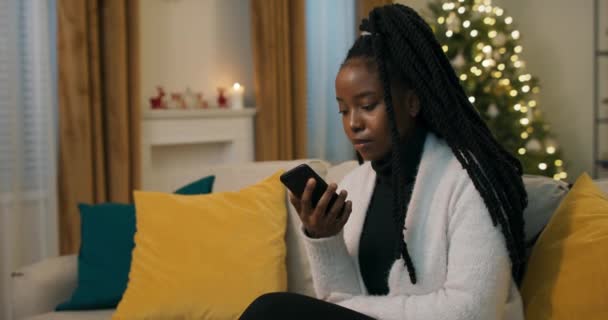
[289,179,353,238]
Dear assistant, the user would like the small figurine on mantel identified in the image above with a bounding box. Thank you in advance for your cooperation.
[217,87,228,108]
[183,87,197,109]
[169,92,186,109]
[196,92,209,109]
[149,86,168,109]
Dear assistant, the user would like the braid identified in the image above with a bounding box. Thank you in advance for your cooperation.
[344,4,528,284]
[369,12,417,283]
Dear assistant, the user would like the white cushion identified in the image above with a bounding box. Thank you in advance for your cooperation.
[12,255,78,320]
[595,178,608,195]
[326,160,360,184]
[522,174,570,245]
[173,159,329,193]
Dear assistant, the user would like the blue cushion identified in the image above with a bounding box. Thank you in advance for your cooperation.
[56,175,215,310]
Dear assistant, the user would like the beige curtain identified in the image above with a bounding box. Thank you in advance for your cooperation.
[250,0,307,161]
[358,0,393,24]
[57,0,141,254]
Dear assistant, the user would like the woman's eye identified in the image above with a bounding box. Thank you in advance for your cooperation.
[362,103,377,111]
[338,109,348,115]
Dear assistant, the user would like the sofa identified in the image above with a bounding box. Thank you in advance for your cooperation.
[9,159,608,320]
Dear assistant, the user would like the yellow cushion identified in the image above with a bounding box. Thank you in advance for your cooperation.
[521,173,608,320]
[113,171,287,320]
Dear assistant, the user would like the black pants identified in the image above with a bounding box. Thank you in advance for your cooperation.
[239,292,375,320]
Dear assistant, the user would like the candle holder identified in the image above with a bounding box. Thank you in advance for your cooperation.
[230,83,245,110]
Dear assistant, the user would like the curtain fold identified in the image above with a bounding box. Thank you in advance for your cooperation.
[250,0,307,161]
[57,0,140,254]
[0,0,59,317]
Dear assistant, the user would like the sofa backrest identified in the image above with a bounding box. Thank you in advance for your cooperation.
[203,159,608,297]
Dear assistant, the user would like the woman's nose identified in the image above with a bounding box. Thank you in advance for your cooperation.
[349,111,363,132]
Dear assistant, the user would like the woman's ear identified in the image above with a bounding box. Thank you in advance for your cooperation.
[407,91,421,117]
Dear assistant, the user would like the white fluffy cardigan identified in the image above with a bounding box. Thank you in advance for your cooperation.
[302,133,524,320]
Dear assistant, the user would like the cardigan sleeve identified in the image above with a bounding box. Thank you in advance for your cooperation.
[300,169,367,299]
[301,229,364,299]
[328,182,519,320]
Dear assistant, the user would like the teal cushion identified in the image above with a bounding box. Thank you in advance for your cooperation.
[56,175,215,310]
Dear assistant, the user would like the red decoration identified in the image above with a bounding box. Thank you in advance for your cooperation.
[217,87,228,108]
[149,86,167,109]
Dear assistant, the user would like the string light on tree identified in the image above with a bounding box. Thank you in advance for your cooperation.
[429,0,567,179]
[443,2,456,10]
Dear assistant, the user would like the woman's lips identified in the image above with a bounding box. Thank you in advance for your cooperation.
[353,140,372,150]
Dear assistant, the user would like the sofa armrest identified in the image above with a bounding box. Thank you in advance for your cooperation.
[11,254,77,320]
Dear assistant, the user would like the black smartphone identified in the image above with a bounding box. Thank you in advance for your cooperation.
[280,164,339,211]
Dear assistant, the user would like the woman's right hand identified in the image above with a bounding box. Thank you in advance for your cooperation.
[288,178,352,239]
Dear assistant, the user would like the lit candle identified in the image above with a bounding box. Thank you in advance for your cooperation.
[230,82,245,110]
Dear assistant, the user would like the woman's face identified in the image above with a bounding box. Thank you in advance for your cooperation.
[335,58,420,161]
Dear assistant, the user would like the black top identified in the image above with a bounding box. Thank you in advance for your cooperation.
[358,125,427,295]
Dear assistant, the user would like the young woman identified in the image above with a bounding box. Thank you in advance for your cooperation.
[240,4,527,320]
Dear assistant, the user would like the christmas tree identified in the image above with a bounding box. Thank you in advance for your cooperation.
[427,0,568,180]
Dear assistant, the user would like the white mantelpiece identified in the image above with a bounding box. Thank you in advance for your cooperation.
[141,108,256,192]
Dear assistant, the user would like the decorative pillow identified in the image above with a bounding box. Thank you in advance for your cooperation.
[56,176,215,311]
[174,176,216,195]
[521,173,608,319]
[113,171,287,320]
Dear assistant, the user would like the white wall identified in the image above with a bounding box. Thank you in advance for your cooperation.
[140,0,254,108]
[398,0,594,179]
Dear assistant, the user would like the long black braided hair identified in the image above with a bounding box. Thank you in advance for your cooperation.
[344,4,527,285]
